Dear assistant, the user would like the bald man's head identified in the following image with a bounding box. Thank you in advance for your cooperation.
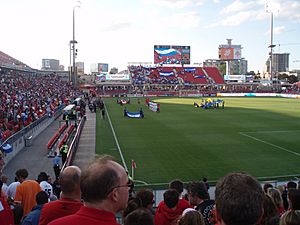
[60,166,81,194]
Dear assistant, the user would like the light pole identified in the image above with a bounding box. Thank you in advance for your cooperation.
[71,3,80,87]
[268,12,275,81]
[266,1,278,81]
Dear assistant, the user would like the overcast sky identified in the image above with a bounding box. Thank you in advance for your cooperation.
[0,0,299,73]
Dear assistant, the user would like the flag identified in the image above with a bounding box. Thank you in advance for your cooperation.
[159,72,174,77]
[131,159,137,169]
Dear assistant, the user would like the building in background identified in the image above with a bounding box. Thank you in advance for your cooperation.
[90,63,109,74]
[265,53,289,79]
[203,39,247,75]
[59,65,65,71]
[42,59,59,70]
[110,67,118,74]
[218,39,247,75]
[203,59,247,75]
[76,62,84,76]
[272,53,289,73]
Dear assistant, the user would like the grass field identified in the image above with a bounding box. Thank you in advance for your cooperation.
[96,97,300,186]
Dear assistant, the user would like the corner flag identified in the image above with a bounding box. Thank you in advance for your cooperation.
[131,159,136,180]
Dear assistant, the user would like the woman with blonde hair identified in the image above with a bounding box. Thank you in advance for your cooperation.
[177,208,205,225]
[268,188,285,216]
[280,210,300,225]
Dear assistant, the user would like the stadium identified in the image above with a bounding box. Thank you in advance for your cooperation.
[1,46,300,184]
[1,20,300,225]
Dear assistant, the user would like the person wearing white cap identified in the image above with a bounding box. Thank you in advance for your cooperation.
[177,208,205,225]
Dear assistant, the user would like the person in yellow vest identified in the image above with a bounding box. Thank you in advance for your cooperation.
[60,142,69,165]
[65,114,69,127]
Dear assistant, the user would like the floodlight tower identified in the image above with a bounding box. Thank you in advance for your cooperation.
[266,0,277,81]
[71,1,80,87]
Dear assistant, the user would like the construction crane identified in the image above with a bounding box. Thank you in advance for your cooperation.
[276,43,300,52]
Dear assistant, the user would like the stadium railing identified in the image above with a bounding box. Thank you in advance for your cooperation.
[61,115,86,170]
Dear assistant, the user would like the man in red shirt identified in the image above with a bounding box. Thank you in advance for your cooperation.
[39,166,82,225]
[48,155,130,225]
[154,189,181,225]
[169,179,191,213]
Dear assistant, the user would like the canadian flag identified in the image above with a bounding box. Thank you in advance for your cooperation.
[131,159,137,169]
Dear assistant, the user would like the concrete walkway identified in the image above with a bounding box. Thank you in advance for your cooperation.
[72,108,96,169]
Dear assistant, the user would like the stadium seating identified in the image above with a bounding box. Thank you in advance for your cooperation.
[0,50,28,67]
[0,68,81,143]
[202,67,225,84]
[129,65,225,86]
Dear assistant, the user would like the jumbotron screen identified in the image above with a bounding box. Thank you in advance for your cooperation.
[154,45,190,65]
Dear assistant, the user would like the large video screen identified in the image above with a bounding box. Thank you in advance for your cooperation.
[98,63,108,73]
[219,47,241,60]
[154,45,190,65]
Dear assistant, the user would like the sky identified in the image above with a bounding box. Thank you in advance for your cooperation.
[0,0,300,73]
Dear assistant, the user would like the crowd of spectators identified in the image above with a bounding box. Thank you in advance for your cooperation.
[129,65,209,86]
[1,153,300,225]
[0,70,81,144]
[127,65,300,94]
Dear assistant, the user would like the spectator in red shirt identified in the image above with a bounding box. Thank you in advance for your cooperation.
[38,166,82,225]
[155,189,181,225]
[48,155,130,225]
[169,179,192,214]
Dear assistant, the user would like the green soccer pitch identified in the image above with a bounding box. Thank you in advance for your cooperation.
[96,97,300,186]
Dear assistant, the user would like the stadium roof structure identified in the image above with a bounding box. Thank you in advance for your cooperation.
[0,50,31,69]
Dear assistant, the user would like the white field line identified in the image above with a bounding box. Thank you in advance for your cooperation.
[243,130,300,134]
[239,132,300,157]
[134,180,149,185]
[135,174,300,187]
[104,103,128,171]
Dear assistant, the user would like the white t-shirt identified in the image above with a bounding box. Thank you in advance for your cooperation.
[40,181,54,199]
[6,181,20,199]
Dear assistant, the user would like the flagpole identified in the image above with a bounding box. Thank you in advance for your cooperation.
[132,160,134,181]
[131,159,136,181]
[132,165,134,181]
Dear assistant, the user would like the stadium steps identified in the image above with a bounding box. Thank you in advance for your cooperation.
[72,105,96,168]
[203,67,225,84]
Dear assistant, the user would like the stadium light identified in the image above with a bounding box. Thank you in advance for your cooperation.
[71,2,80,87]
[266,0,279,81]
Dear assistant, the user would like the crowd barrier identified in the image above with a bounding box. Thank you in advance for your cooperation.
[1,105,64,167]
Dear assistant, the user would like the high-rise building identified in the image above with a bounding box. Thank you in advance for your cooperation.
[76,62,84,75]
[265,53,289,78]
[272,53,289,73]
[202,39,248,75]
